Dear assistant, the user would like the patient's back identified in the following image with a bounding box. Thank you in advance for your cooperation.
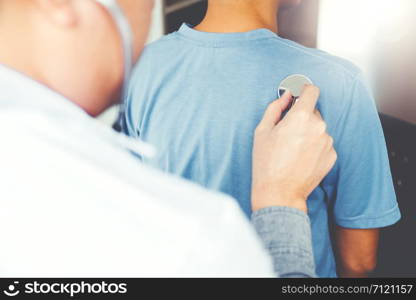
[125,24,398,277]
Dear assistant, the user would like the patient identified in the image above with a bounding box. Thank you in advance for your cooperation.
[125,0,400,277]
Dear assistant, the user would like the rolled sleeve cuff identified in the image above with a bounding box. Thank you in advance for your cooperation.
[251,206,316,278]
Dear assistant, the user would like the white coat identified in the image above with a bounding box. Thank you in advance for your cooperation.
[0,64,274,277]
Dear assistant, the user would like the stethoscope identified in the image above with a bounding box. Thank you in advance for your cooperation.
[278,74,314,112]
[95,0,134,134]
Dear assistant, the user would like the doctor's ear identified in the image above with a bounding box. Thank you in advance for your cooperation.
[34,0,78,27]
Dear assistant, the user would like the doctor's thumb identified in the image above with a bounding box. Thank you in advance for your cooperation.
[257,91,292,130]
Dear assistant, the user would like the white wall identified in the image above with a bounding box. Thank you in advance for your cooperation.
[318,0,416,123]
[98,0,165,126]
[318,0,412,88]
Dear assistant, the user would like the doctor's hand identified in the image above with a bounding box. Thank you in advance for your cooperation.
[251,86,337,213]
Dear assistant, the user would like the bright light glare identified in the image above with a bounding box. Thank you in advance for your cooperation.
[318,0,410,72]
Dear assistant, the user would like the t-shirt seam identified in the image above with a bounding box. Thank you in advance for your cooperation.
[267,36,359,79]
[335,203,400,222]
[332,72,363,139]
[175,33,278,48]
[172,32,359,79]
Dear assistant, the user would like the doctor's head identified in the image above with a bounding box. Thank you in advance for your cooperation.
[0,0,154,116]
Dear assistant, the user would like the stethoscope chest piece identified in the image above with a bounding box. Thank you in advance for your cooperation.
[278,74,314,110]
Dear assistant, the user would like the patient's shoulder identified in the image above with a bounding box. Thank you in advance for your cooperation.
[140,32,182,58]
[269,37,362,79]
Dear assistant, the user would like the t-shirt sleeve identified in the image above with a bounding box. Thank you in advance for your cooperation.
[124,49,152,140]
[329,72,401,229]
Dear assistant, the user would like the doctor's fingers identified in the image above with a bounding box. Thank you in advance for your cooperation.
[255,91,292,132]
[291,85,320,113]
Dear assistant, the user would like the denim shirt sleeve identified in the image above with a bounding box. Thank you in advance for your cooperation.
[251,207,316,278]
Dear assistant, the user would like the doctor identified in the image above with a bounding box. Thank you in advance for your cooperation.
[0,0,336,277]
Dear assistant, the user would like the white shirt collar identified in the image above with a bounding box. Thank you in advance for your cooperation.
[0,63,88,117]
[0,63,155,158]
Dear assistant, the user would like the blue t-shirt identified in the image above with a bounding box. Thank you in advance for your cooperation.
[125,24,401,277]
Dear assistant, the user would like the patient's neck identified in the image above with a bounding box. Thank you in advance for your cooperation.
[194,1,280,34]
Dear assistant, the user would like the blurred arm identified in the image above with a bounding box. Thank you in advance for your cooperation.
[252,207,316,278]
[335,227,379,277]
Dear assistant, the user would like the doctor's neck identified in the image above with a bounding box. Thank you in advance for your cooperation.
[194,0,282,34]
